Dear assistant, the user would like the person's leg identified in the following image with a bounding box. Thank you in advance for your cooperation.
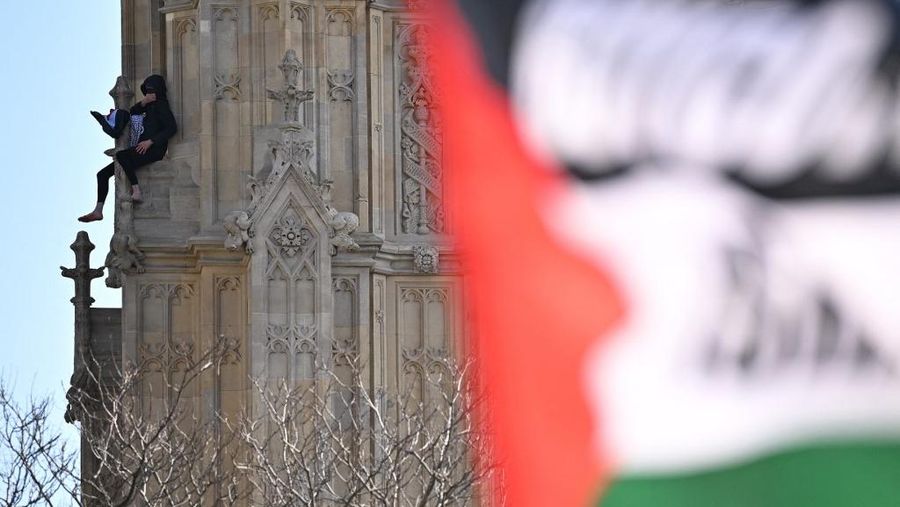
[115,149,144,202]
[78,163,114,222]
[96,162,114,202]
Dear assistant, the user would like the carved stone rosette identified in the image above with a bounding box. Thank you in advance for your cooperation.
[412,245,439,273]
[398,24,444,235]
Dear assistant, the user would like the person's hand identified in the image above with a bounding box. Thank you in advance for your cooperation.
[135,139,153,154]
[140,92,157,106]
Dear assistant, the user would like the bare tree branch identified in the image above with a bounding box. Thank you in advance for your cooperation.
[0,381,78,507]
[1,345,505,506]
[231,356,504,506]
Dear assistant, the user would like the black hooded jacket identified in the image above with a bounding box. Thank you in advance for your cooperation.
[129,74,177,153]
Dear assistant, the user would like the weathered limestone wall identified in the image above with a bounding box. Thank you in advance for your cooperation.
[110,0,464,456]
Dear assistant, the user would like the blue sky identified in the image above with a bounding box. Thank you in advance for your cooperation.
[0,1,121,401]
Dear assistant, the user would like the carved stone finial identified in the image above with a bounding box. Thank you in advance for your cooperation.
[267,49,315,124]
[280,49,302,87]
[61,231,105,307]
[109,75,134,111]
[60,231,104,423]
[412,245,439,273]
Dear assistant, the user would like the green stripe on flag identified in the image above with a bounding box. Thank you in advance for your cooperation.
[600,441,900,507]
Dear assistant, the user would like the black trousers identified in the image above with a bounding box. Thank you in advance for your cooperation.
[96,147,163,202]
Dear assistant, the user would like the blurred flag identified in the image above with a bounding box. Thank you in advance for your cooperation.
[431,0,900,505]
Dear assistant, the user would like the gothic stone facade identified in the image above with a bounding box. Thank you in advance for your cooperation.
[78,0,462,486]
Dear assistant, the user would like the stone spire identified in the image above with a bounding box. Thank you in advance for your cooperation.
[60,231,104,422]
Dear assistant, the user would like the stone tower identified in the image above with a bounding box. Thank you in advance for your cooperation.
[69,0,463,492]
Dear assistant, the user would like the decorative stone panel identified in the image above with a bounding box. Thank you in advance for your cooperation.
[397,23,444,235]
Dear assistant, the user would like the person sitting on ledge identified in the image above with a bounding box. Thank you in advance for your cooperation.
[78,74,177,223]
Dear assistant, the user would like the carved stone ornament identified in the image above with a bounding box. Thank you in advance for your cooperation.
[105,232,146,288]
[267,49,314,124]
[270,214,314,257]
[219,334,243,365]
[214,72,242,101]
[327,70,355,101]
[399,24,444,235]
[228,50,360,256]
[412,245,439,273]
[140,340,195,373]
[332,336,359,367]
[223,210,253,253]
[326,203,360,254]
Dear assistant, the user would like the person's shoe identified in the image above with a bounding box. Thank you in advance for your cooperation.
[77,212,103,223]
[91,109,128,139]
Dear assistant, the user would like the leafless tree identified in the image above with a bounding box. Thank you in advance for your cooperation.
[1,348,503,506]
[68,345,242,506]
[0,343,241,507]
[232,356,503,507]
[0,381,77,507]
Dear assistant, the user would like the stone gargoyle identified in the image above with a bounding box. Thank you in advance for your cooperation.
[105,232,145,287]
[326,205,359,254]
[224,210,254,253]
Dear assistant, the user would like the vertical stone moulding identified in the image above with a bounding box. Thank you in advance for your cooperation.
[215,276,244,395]
[213,5,241,221]
[174,17,200,143]
[257,3,281,126]
[332,276,359,383]
[288,2,313,127]
[370,11,385,236]
[324,8,356,213]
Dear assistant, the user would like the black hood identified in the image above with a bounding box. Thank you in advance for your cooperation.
[140,74,168,100]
